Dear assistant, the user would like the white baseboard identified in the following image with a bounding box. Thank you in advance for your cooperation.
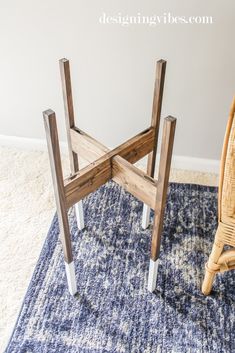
[138,154,219,174]
[0,134,220,174]
[0,134,68,154]
[171,155,219,174]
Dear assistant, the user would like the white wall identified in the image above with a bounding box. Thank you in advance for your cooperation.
[0,0,234,161]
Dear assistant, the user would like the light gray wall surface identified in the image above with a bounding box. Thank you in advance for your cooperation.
[0,0,234,160]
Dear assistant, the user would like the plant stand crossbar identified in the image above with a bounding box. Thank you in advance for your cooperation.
[43,58,177,295]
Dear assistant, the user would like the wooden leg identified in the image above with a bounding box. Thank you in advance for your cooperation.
[148,116,176,292]
[202,234,224,295]
[75,201,84,230]
[59,58,84,230]
[142,59,166,229]
[43,109,77,295]
[142,204,151,229]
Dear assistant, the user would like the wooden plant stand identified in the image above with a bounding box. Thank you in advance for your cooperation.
[43,58,176,295]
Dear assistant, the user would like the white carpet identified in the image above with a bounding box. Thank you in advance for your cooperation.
[0,146,218,352]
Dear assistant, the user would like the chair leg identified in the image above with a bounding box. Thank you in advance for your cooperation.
[202,235,224,295]
[148,117,176,292]
[202,268,216,296]
[60,58,85,231]
[43,110,77,296]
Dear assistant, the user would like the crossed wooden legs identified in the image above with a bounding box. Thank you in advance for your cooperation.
[43,58,176,295]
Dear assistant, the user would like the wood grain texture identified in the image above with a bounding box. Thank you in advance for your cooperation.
[43,109,73,264]
[218,97,235,221]
[70,127,157,207]
[59,58,79,174]
[147,60,167,178]
[65,128,154,207]
[150,116,176,261]
[202,96,235,295]
[70,127,109,163]
[112,155,157,209]
[109,127,154,164]
[65,158,111,208]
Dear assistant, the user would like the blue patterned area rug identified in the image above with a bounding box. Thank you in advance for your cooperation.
[5,182,235,353]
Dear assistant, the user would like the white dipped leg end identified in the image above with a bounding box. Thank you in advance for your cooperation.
[65,261,77,295]
[142,204,150,229]
[75,200,84,230]
[147,259,159,292]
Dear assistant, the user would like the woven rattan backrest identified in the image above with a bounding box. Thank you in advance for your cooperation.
[219,97,235,223]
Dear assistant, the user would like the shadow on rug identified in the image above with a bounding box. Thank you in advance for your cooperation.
[5,182,235,353]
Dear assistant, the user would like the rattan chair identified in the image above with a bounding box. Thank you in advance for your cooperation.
[202,97,235,295]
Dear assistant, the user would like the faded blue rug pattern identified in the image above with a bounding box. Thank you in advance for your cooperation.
[5,182,235,353]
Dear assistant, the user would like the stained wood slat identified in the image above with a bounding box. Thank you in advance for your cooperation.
[65,158,111,208]
[112,155,157,209]
[70,127,109,162]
